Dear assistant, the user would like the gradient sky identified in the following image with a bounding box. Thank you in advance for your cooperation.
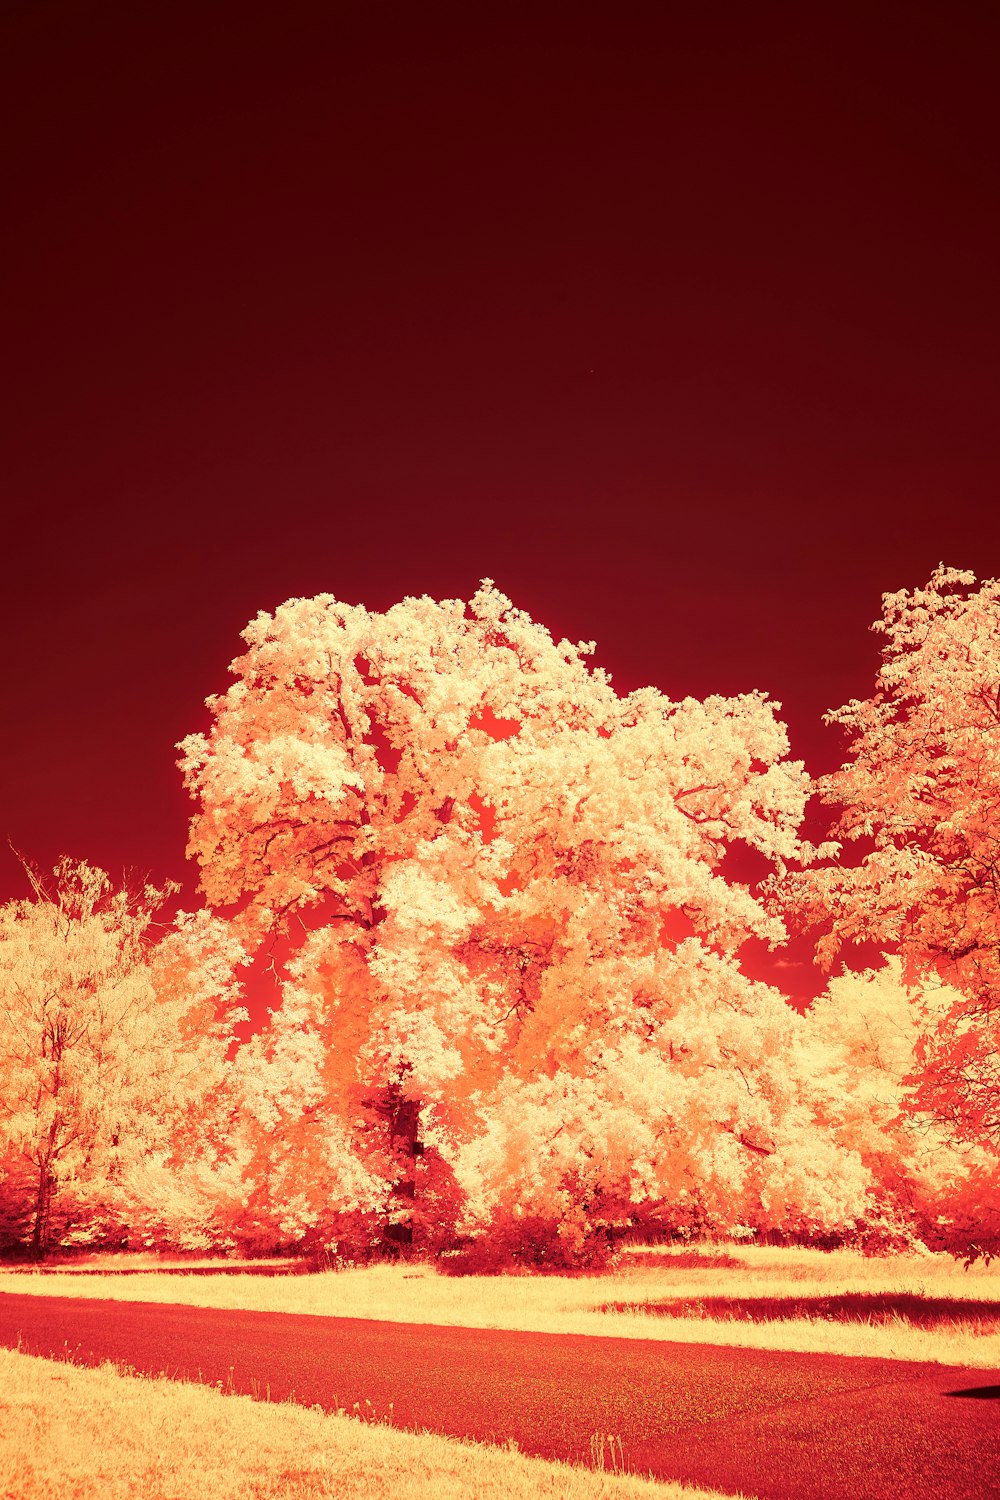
[3,4,999,1000]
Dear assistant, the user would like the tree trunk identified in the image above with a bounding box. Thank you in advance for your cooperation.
[29,1161,54,1261]
[381,1090,423,1253]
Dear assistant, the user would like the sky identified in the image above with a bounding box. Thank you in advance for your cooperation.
[3,3,999,1001]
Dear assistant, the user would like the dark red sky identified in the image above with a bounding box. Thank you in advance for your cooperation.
[3,3,999,998]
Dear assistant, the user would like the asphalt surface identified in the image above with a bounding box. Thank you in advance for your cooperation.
[2,1291,998,1499]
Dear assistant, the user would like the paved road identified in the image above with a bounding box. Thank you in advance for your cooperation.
[1,1292,997,1499]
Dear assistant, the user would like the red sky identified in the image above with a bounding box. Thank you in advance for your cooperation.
[3,3,999,1004]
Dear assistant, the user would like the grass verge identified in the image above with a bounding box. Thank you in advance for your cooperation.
[0,1347,745,1500]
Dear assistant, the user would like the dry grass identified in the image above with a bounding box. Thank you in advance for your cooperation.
[0,1346,743,1500]
[2,1243,999,1366]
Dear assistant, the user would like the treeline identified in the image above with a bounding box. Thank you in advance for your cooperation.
[2,570,998,1264]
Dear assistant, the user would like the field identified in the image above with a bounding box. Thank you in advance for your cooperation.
[2,1242,998,1499]
[3,1242,999,1367]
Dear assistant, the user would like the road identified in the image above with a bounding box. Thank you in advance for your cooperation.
[1,1292,997,1499]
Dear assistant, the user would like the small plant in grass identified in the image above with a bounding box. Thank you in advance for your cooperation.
[590,1432,627,1474]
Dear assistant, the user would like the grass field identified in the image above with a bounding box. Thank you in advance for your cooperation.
[3,1243,999,1367]
[0,1346,745,1500]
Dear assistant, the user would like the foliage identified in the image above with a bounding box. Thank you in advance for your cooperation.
[802,960,999,1252]
[0,861,169,1253]
[778,568,1000,1141]
[8,574,1000,1262]
[439,1210,621,1275]
[178,582,870,1260]
[0,862,245,1256]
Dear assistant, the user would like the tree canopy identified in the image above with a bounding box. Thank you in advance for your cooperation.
[0,862,242,1255]
[777,566,1000,1152]
[178,584,869,1257]
[2,573,997,1262]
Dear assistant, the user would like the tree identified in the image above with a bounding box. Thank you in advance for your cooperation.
[0,861,170,1255]
[180,582,864,1259]
[803,961,999,1250]
[777,566,1000,1154]
[0,862,245,1257]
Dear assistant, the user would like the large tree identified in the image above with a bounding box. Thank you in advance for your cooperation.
[180,582,866,1257]
[778,566,1000,1152]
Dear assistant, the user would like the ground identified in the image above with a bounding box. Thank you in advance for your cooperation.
[0,1242,996,1499]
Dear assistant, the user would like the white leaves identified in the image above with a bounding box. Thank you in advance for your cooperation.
[0,861,251,1250]
[778,567,1000,1154]
[175,581,843,1246]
